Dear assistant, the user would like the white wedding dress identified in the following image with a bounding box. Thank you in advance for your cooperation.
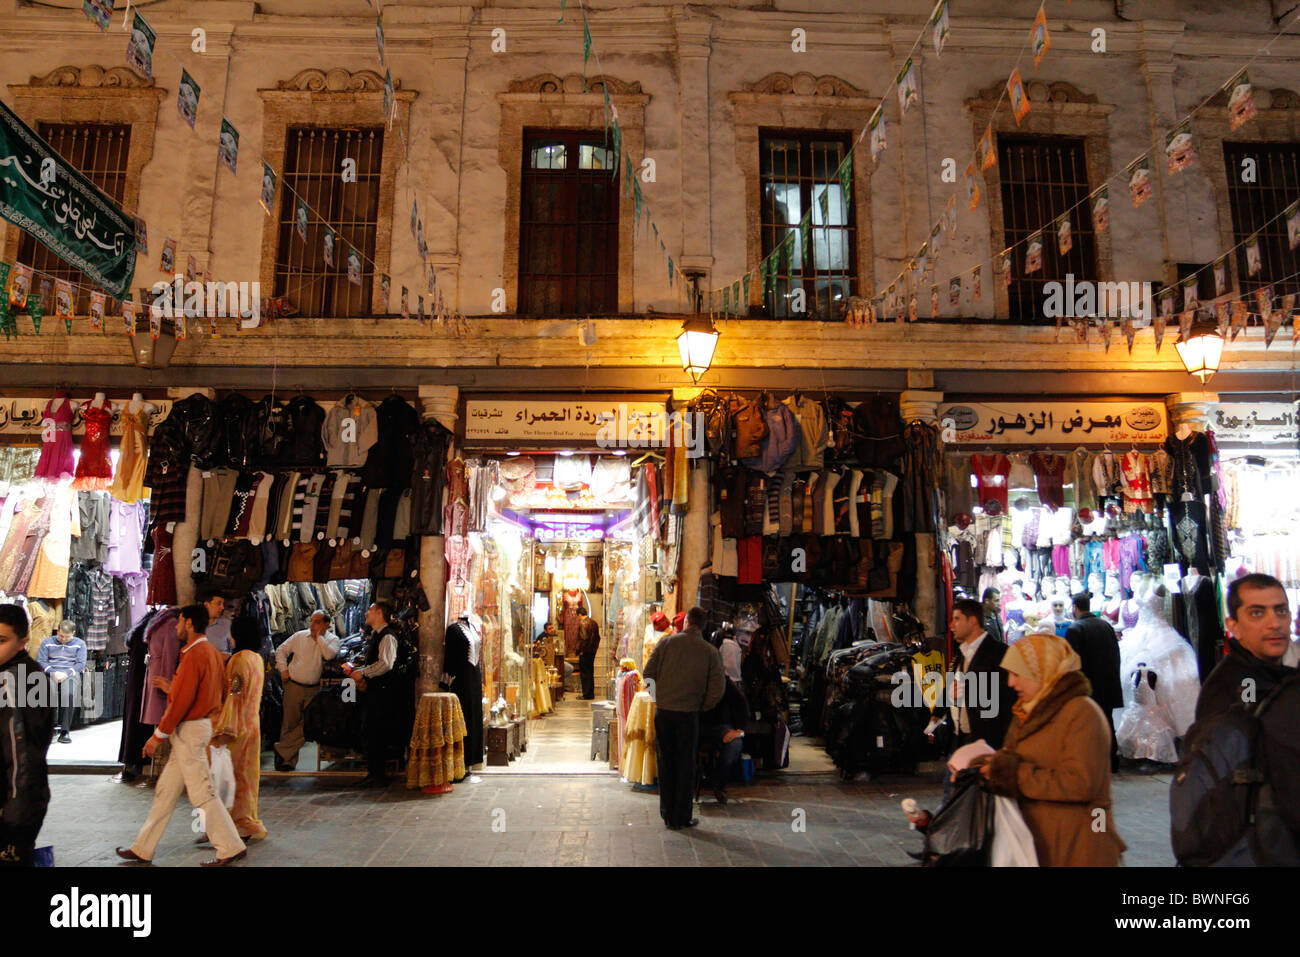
[1114,587,1201,764]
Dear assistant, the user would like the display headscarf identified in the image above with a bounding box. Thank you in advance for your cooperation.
[1001,632,1081,721]
[720,638,742,682]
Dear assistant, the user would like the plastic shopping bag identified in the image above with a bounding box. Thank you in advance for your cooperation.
[921,768,995,866]
[209,745,236,810]
[991,796,1039,867]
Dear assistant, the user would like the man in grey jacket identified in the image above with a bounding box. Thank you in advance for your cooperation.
[643,606,725,830]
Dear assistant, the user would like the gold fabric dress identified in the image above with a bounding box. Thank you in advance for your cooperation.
[108,407,150,504]
[621,690,657,785]
[406,692,468,788]
[214,650,267,840]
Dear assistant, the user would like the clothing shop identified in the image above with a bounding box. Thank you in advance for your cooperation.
[452,395,681,771]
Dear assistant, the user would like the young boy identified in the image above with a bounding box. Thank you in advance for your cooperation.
[0,605,56,866]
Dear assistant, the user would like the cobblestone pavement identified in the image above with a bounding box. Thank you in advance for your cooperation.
[41,767,1175,867]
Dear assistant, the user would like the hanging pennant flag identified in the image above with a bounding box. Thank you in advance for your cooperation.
[1263,298,1283,348]
[932,0,950,54]
[722,285,730,316]
[427,264,437,295]
[582,11,593,79]
[930,284,940,317]
[668,257,675,285]
[1127,155,1152,207]
[895,294,906,324]
[159,237,176,275]
[1056,214,1072,256]
[7,263,31,309]
[177,69,200,130]
[965,162,981,211]
[89,290,105,332]
[380,274,392,312]
[126,12,155,78]
[1122,316,1136,354]
[219,117,239,174]
[417,219,428,261]
[558,0,567,22]
[417,294,425,321]
[609,122,622,180]
[346,245,363,286]
[1152,312,1166,353]
[375,14,386,63]
[323,227,337,268]
[1091,187,1110,234]
[0,297,13,341]
[997,253,1012,288]
[1031,4,1051,70]
[1294,309,1300,344]
[1285,201,1300,250]
[54,280,74,333]
[410,199,419,241]
[1212,256,1227,296]
[185,254,198,284]
[929,223,943,260]
[633,178,643,227]
[83,0,114,30]
[1100,317,1115,352]
[908,293,919,323]
[174,307,186,341]
[837,152,853,209]
[817,189,831,241]
[979,126,997,171]
[742,274,751,313]
[383,70,395,128]
[799,215,811,268]
[1226,70,1257,132]
[1229,299,1248,340]
[121,299,137,337]
[149,297,162,340]
[1213,301,1228,337]
[945,195,958,238]
[134,218,148,257]
[400,286,409,319]
[1181,275,1199,311]
[949,276,962,307]
[623,155,635,200]
[1159,287,1174,321]
[260,162,277,215]
[294,197,310,243]
[1256,284,1274,321]
[896,58,919,116]
[731,280,741,316]
[37,278,52,315]
[1244,233,1262,276]
[1007,68,1031,125]
[1071,319,1088,344]
[782,230,797,274]
[869,108,887,164]
[1024,230,1044,274]
[972,265,982,300]
[1165,120,1197,174]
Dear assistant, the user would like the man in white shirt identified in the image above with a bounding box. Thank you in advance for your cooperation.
[272,610,339,771]
[947,598,1013,751]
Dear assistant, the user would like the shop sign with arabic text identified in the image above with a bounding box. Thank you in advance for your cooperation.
[939,401,1168,445]
[464,397,668,445]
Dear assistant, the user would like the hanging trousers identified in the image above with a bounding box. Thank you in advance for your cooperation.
[654,708,699,828]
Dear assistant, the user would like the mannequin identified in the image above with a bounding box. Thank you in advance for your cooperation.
[50,389,79,415]
[128,392,157,415]
[1046,598,1071,638]
[91,392,108,409]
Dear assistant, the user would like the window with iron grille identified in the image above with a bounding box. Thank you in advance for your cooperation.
[759,131,855,320]
[16,123,131,314]
[996,135,1098,323]
[519,129,618,316]
[274,126,383,317]
[1222,142,1300,302]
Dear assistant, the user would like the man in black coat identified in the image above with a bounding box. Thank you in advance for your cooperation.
[1196,573,1295,723]
[948,598,1014,750]
[0,606,55,866]
[1065,592,1124,771]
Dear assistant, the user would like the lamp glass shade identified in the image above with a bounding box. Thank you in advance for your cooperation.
[676,317,719,382]
[1175,326,1223,383]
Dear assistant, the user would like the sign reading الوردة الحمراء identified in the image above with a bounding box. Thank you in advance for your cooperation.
[938,401,1169,445]
[464,398,671,446]
[0,99,138,298]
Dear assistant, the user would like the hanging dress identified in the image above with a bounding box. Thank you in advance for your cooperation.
[34,399,76,482]
[108,406,149,503]
[561,588,586,658]
[72,403,114,491]
[28,484,79,599]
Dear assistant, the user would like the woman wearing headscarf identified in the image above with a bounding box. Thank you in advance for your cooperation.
[973,628,1125,866]
[701,628,748,805]
[211,616,268,842]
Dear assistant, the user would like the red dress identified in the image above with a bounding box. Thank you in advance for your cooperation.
[970,453,1011,512]
[72,404,114,491]
[34,399,76,482]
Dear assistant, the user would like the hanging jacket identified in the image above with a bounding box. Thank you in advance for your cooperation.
[742,399,799,474]
[410,421,451,535]
[250,395,292,468]
[216,393,258,470]
[168,393,220,470]
[730,396,769,460]
[284,395,327,469]
[364,397,420,490]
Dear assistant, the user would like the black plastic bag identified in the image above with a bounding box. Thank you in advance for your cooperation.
[921,768,995,866]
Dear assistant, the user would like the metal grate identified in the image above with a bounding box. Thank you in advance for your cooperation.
[759,130,855,321]
[274,126,383,317]
[996,135,1098,323]
[17,123,131,314]
[519,128,619,317]
[1222,142,1300,302]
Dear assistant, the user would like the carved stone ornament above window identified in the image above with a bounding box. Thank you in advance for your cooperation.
[506,74,643,96]
[276,69,392,93]
[973,79,1098,105]
[28,65,154,88]
[742,72,868,99]
[1204,86,1300,110]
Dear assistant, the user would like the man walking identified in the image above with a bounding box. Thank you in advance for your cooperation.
[37,620,87,745]
[1196,573,1295,722]
[948,598,1014,750]
[116,604,247,866]
[0,606,55,867]
[643,607,725,830]
[344,602,400,788]
[273,610,340,771]
[1065,591,1124,771]
[576,608,601,700]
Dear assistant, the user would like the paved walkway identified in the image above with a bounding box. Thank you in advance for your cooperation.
[42,762,1175,867]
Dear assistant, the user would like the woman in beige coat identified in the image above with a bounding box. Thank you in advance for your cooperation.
[973,631,1126,866]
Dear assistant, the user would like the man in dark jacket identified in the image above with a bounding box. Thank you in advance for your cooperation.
[982,588,1005,644]
[0,605,56,866]
[576,609,601,700]
[948,598,1014,750]
[1065,592,1124,771]
[1196,573,1294,722]
[643,607,725,830]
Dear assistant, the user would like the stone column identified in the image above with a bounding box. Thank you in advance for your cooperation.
[672,387,708,615]
[900,387,944,639]
[1165,392,1218,438]
[674,14,715,289]
[166,387,216,606]
[416,385,459,694]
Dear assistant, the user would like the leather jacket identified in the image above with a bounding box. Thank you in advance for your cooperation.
[169,393,221,470]
[284,395,327,469]
[217,393,258,470]
[0,651,55,853]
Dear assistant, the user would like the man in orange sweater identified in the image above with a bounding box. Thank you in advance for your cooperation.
[115,604,247,867]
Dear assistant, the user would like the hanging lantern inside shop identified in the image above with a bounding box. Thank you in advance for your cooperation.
[129,312,178,370]
[1174,317,1224,383]
[676,314,719,382]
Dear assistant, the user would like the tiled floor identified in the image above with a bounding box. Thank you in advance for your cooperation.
[42,759,1177,867]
